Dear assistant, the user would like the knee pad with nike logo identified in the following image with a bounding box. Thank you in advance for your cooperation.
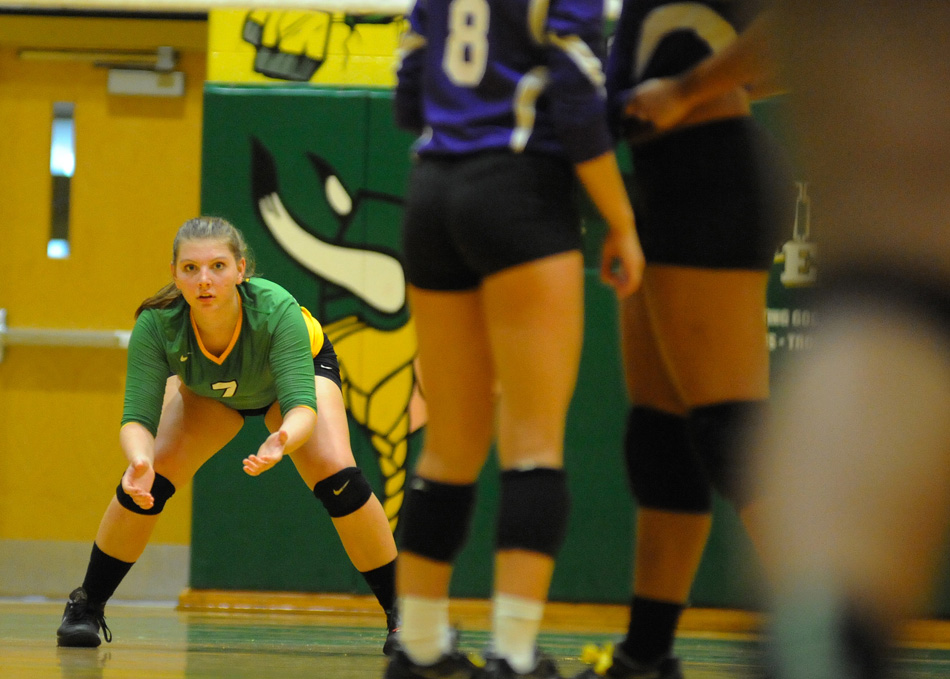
[313,467,373,517]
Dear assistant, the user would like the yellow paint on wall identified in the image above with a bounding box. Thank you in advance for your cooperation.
[0,17,207,546]
[208,9,403,86]
[0,15,207,51]
[0,348,193,544]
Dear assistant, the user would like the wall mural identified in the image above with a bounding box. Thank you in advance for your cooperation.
[208,8,405,85]
[249,138,424,529]
[242,11,405,82]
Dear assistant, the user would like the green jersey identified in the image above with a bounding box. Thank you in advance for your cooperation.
[122,278,319,435]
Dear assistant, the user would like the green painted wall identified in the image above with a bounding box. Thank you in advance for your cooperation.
[194,85,811,608]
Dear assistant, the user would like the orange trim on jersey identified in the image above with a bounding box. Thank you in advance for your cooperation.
[190,297,243,365]
[286,404,318,419]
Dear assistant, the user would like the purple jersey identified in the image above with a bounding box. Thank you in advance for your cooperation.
[606,0,758,134]
[394,0,613,163]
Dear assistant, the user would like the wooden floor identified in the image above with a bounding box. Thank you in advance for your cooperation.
[3,593,950,678]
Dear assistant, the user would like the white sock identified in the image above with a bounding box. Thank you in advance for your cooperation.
[492,593,545,673]
[398,595,452,666]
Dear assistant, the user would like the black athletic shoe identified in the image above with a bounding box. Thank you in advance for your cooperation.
[384,608,401,656]
[573,644,682,679]
[483,650,563,678]
[56,587,112,648]
[384,648,482,679]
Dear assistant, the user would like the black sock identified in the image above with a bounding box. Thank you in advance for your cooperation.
[360,558,397,613]
[841,601,889,679]
[619,596,684,666]
[81,543,134,606]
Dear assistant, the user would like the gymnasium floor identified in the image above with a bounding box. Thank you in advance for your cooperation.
[3,594,950,679]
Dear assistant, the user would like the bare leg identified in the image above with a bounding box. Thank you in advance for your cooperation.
[59,379,243,647]
[482,252,584,601]
[96,378,243,562]
[395,285,496,665]
[614,266,769,666]
[396,286,496,599]
[621,279,710,608]
[639,267,770,406]
[481,252,584,672]
[282,377,397,573]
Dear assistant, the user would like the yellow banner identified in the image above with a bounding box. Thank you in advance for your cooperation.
[208,9,405,86]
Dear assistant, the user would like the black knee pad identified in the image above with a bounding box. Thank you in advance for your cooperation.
[398,476,476,563]
[496,467,570,558]
[625,406,712,513]
[688,400,768,510]
[115,472,176,515]
[313,467,373,518]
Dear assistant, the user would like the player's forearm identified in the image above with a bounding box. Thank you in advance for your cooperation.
[277,405,318,454]
[119,421,156,465]
[676,10,779,107]
[574,151,636,237]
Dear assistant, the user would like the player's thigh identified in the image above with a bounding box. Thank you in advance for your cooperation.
[481,251,584,468]
[619,283,687,414]
[645,266,771,405]
[407,285,495,482]
[283,376,359,488]
[152,377,244,487]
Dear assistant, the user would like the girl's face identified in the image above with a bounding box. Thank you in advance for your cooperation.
[172,238,246,312]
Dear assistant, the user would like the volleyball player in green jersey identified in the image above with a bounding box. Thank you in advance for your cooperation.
[56,217,399,653]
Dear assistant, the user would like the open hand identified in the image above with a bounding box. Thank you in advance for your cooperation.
[121,458,156,510]
[243,430,289,476]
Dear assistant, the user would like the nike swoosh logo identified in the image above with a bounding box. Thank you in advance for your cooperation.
[180,355,189,362]
[332,480,350,495]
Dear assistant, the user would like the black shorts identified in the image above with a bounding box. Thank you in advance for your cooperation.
[236,334,342,419]
[629,117,796,270]
[402,151,582,291]
[312,333,343,390]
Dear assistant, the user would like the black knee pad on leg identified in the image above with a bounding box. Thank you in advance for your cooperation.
[688,400,768,510]
[398,476,477,563]
[625,406,712,513]
[313,467,373,517]
[115,472,176,515]
[496,467,570,557]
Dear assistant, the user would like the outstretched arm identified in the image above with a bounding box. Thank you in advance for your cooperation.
[118,421,157,510]
[243,405,317,476]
